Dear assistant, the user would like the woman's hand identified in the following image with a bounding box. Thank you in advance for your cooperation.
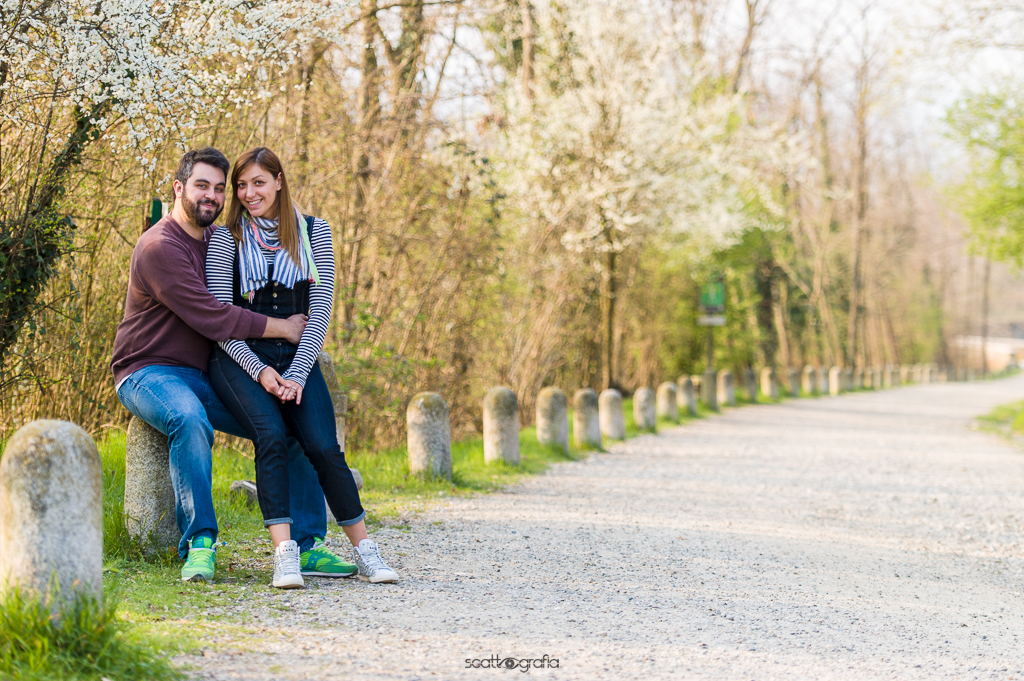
[258,366,290,400]
[279,379,303,405]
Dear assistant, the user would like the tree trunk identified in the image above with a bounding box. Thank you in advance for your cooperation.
[600,249,617,390]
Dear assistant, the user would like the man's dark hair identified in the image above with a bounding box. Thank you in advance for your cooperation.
[175,147,230,185]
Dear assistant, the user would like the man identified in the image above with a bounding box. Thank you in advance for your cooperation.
[112,147,354,582]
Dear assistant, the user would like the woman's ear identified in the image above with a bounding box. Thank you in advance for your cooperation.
[275,173,283,191]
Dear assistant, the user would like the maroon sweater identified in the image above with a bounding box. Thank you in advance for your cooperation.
[111,216,268,385]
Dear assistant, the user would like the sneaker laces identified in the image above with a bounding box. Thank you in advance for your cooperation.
[276,542,301,574]
[357,541,388,571]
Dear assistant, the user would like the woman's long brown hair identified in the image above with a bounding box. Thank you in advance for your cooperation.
[224,147,302,266]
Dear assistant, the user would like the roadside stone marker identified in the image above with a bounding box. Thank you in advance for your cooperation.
[634,387,657,431]
[677,376,698,416]
[787,368,800,397]
[124,416,179,553]
[407,392,452,481]
[818,367,829,395]
[599,389,626,440]
[802,365,815,395]
[484,386,520,465]
[318,352,347,451]
[900,365,911,385]
[573,389,602,449]
[843,368,854,392]
[760,368,778,401]
[702,369,719,411]
[718,370,736,407]
[656,382,678,422]
[744,367,759,402]
[0,420,102,608]
[854,368,864,389]
[536,387,569,454]
[829,367,841,395]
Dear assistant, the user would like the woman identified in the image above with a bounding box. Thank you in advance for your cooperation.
[207,147,398,589]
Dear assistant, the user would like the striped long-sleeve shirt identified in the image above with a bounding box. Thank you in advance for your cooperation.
[205,217,335,388]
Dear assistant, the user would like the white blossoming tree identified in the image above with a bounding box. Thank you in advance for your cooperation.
[498,0,797,389]
[0,0,355,364]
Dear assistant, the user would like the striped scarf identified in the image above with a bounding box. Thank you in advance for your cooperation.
[237,208,320,302]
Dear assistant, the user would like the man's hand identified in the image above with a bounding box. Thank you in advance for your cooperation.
[263,314,308,344]
[258,366,290,400]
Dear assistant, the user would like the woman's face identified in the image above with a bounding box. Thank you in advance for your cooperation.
[236,163,282,219]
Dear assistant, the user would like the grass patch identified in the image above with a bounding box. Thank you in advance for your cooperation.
[976,399,1024,436]
[0,587,180,681]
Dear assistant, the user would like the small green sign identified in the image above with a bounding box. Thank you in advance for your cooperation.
[700,280,725,313]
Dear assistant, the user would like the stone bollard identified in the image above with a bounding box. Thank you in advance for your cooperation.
[536,387,569,454]
[842,368,853,392]
[786,368,800,397]
[817,367,829,395]
[124,417,180,553]
[802,365,815,395]
[573,388,602,449]
[701,369,719,411]
[890,366,901,387]
[407,392,452,481]
[882,365,893,389]
[900,365,911,385]
[657,382,679,422]
[1,420,103,608]
[760,368,778,401]
[633,387,657,431]
[744,367,759,402]
[318,352,347,451]
[599,389,626,440]
[828,367,841,395]
[718,370,736,407]
[484,387,520,465]
[677,376,698,416]
[853,368,864,390]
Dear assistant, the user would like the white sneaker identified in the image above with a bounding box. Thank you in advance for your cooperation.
[272,540,305,589]
[353,539,400,583]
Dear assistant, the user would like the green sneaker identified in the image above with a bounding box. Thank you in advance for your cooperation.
[300,537,357,578]
[181,535,216,582]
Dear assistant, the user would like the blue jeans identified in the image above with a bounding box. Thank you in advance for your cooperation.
[116,364,327,557]
[209,344,365,528]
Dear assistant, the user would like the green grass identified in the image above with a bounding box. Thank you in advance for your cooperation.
[976,399,1024,436]
[0,587,180,681]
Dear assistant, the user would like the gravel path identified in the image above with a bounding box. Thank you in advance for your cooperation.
[190,377,1024,680]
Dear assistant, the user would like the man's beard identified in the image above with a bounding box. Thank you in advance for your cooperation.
[182,193,223,228]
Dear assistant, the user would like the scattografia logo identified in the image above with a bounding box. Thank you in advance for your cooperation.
[465,654,560,672]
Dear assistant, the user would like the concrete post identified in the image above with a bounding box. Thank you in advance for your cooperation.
[718,370,736,407]
[656,382,679,423]
[484,386,520,465]
[318,352,347,451]
[701,370,719,411]
[536,387,569,454]
[633,387,656,431]
[744,367,759,402]
[677,376,698,416]
[124,416,180,553]
[1,420,102,608]
[407,392,452,480]
[828,367,841,395]
[802,365,815,395]
[786,368,800,397]
[573,389,602,449]
[599,389,626,440]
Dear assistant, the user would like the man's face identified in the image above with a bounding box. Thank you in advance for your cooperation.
[176,162,226,228]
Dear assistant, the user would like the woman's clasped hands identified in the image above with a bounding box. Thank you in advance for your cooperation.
[258,366,304,404]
